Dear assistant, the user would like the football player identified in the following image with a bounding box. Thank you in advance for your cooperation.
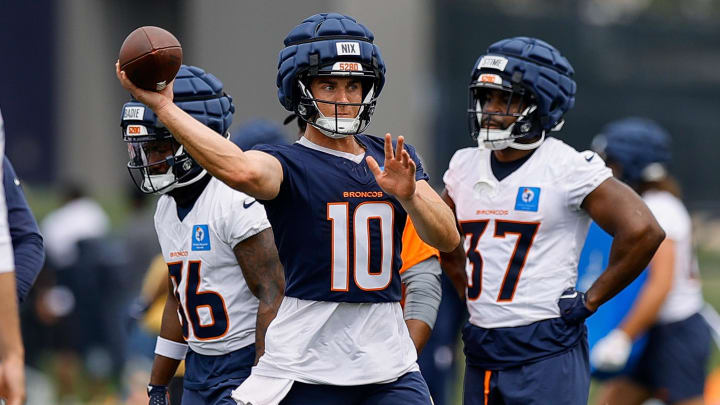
[286,113,449,356]
[440,37,666,405]
[591,118,710,405]
[117,13,459,405]
[0,109,25,405]
[119,65,285,405]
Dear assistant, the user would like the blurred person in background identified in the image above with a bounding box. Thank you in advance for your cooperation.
[0,108,26,405]
[591,117,711,405]
[119,65,285,405]
[440,37,665,405]
[36,180,111,403]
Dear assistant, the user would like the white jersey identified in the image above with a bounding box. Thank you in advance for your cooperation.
[248,297,419,386]
[643,190,703,323]
[154,177,270,355]
[0,109,13,272]
[443,137,612,328]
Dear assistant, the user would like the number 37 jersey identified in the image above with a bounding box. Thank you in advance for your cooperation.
[443,138,612,328]
[154,177,271,355]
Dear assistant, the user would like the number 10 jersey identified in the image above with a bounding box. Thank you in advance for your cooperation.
[443,138,612,329]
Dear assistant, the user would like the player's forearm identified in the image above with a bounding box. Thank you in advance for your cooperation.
[253,300,278,363]
[150,295,186,385]
[400,185,460,252]
[439,242,468,300]
[154,103,280,198]
[405,319,432,354]
[0,273,24,360]
[149,355,181,386]
[251,268,284,363]
[157,103,241,177]
[585,221,664,311]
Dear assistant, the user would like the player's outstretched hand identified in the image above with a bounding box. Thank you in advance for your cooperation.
[115,61,174,112]
[0,354,26,405]
[366,133,416,201]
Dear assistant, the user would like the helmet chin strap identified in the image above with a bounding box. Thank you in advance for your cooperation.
[299,81,374,139]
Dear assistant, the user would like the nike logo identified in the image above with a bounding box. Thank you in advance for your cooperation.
[560,291,578,299]
[243,199,257,209]
[585,153,595,162]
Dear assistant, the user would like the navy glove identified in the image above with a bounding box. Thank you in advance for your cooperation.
[148,384,169,405]
[558,288,594,325]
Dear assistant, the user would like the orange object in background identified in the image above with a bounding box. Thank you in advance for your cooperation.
[400,217,439,274]
[705,368,720,405]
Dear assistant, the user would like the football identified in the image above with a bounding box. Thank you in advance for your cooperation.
[118,26,182,91]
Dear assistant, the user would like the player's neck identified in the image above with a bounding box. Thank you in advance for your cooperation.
[304,126,365,155]
[492,148,534,163]
[169,173,211,208]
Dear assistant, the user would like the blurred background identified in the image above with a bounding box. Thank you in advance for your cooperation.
[2,0,720,404]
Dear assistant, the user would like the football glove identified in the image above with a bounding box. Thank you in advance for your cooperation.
[591,329,632,372]
[147,384,169,405]
[558,288,594,325]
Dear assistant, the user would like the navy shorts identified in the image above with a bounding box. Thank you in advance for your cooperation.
[463,339,590,405]
[280,371,432,405]
[629,312,711,403]
[181,344,255,405]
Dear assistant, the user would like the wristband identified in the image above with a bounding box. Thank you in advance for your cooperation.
[154,336,188,360]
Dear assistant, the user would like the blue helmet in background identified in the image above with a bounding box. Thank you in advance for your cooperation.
[277,13,386,139]
[592,117,671,184]
[120,65,234,194]
[230,119,290,150]
[468,37,576,150]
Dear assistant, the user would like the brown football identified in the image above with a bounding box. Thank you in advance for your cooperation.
[118,26,182,91]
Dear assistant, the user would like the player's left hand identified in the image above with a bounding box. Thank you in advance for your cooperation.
[116,61,174,112]
[366,133,416,201]
[591,329,632,372]
[558,288,594,325]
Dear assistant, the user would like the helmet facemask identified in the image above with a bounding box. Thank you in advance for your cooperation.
[123,124,206,194]
[468,79,545,151]
[295,62,379,139]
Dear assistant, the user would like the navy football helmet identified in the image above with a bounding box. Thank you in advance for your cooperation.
[468,37,576,150]
[120,65,234,194]
[592,117,671,184]
[277,13,386,139]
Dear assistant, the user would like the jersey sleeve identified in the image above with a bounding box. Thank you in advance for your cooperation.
[564,149,612,211]
[442,149,464,203]
[0,111,14,273]
[4,157,44,301]
[404,142,430,183]
[215,184,271,249]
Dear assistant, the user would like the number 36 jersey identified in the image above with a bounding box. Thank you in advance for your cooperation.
[443,138,612,329]
[154,177,271,355]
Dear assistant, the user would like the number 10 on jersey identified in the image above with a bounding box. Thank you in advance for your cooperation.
[327,202,394,291]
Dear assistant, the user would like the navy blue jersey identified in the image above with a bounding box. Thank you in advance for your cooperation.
[256,134,429,303]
